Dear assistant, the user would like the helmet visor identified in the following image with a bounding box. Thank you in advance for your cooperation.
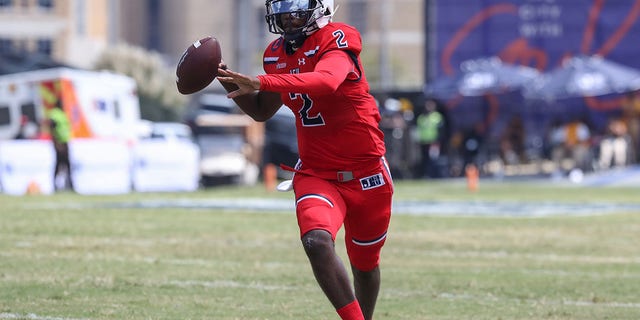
[268,0,312,15]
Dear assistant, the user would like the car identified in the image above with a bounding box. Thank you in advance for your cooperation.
[183,92,259,186]
[138,121,195,142]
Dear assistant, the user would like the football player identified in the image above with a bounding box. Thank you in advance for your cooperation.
[217,1,392,319]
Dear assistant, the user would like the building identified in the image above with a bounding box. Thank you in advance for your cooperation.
[0,0,121,70]
[1,0,425,90]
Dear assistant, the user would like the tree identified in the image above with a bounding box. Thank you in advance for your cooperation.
[93,44,188,121]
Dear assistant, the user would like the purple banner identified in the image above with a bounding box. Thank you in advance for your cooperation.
[427,0,640,143]
[430,0,640,78]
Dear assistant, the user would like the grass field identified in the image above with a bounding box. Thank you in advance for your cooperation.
[1,180,640,319]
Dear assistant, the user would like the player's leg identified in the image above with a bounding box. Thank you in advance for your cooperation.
[351,264,380,320]
[346,229,388,320]
[294,174,364,319]
[53,143,64,190]
[61,143,73,189]
[301,229,357,309]
[343,165,393,320]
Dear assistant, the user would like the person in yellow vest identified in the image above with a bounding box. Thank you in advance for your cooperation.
[47,101,73,191]
[416,99,444,178]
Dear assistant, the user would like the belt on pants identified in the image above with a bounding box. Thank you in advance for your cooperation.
[280,158,386,183]
[337,171,354,182]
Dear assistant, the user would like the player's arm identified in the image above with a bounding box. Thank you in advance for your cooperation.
[217,65,282,122]
[258,50,354,95]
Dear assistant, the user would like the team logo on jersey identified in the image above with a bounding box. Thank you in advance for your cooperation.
[270,38,283,51]
[298,58,306,66]
[304,46,320,57]
[360,173,385,190]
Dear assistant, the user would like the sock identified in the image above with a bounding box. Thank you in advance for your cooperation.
[336,300,364,320]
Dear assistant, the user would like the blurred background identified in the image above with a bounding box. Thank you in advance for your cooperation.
[1,0,640,195]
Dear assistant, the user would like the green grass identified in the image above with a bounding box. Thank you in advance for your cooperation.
[1,180,639,319]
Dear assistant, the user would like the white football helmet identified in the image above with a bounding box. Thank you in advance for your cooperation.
[265,0,335,42]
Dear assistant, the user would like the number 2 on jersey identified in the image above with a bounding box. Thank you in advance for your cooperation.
[290,93,325,127]
[333,30,348,48]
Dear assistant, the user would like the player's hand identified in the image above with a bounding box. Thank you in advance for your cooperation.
[217,68,261,99]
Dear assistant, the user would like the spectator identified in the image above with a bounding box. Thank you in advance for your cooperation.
[15,115,39,139]
[598,118,629,169]
[499,115,526,165]
[549,118,592,174]
[622,90,640,162]
[47,101,73,191]
[416,99,444,178]
[379,98,409,178]
[462,122,486,172]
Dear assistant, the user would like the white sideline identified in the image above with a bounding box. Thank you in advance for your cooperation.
[31,198,640,217]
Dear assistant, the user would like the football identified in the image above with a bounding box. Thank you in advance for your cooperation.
[176,36,222,95]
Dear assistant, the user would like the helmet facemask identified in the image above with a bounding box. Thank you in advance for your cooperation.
[265,0,333,47]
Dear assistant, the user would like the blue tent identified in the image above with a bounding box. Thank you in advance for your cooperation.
[524,55,640,100]
[425,56,540,100]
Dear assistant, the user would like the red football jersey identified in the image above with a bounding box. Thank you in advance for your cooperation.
[259,22,386,176]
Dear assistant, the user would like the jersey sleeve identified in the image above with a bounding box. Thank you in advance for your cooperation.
[316,23,363,81]
[258,50,354,95]
[317,23,363,56]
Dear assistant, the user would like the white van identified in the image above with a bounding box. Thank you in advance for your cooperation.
[0,67,141,142]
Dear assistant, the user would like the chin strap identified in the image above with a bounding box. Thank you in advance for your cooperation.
[332,4,340,17]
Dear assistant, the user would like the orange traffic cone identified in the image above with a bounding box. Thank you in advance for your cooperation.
[26,180,42,195]
[465,164,479,192]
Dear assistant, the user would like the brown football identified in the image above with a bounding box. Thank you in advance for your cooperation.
[176,36,222,94]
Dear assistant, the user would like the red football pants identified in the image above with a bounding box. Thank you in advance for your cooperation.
[292,162,393,271]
